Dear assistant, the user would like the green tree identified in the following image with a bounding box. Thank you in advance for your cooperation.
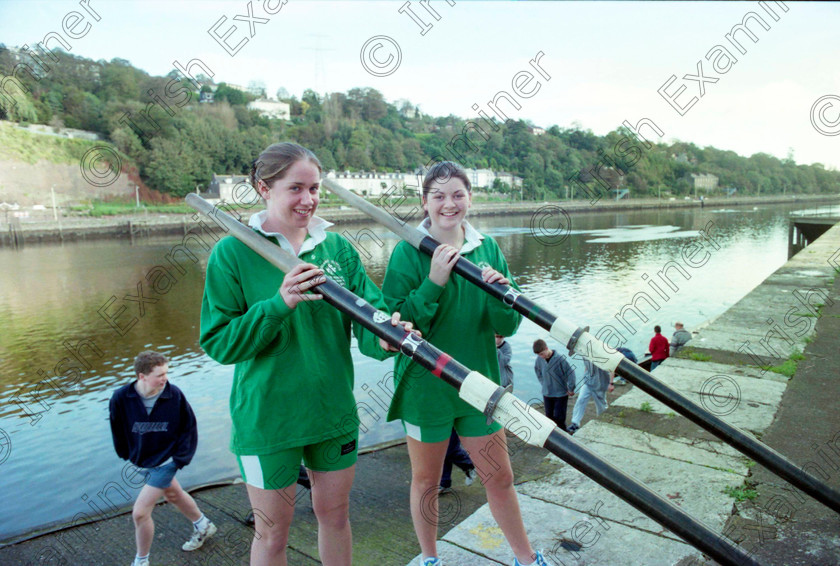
[0,89,38,122]
[214,83,248,105]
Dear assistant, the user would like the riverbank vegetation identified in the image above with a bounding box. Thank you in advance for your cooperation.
[0,117,106,164]
[3,47,839,200]
[67,200,195,217]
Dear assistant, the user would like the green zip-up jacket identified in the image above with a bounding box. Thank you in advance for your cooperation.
[382,235,521,426]
[200,231,392,455]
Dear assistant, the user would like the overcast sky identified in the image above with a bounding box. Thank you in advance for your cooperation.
[2,1,839,169]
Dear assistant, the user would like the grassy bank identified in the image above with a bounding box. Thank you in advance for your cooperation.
[68,201,196,217]
[0,121,126,165]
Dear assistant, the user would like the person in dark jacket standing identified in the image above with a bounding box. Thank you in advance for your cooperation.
[109,351,215,566]
[532,339,576,432]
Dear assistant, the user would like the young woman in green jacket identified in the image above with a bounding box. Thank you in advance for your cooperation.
[382,162,552,566]
[200,142,412,566]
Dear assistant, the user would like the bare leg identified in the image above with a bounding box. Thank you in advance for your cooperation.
[132,484,164,557]
[245,482,297,566]
[461,431,535,563]
[309,466,355,566]
[405,437,450,560]
[163,478,202,522]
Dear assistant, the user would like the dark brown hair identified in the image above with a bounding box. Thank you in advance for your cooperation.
[134,351,168,376]
[421,161,471,217]
[250,142,322,192]
[533,339,548,354]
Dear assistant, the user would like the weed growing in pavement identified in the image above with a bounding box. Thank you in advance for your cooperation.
[724,482,759,502]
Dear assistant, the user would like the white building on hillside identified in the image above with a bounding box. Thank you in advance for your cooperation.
[494,171,524,190]
[322,167,523,198]
[691,173,719,191]
[211,174,258,205]
[324,171,420,198]
[247,99,291,120]
[467,169,495,189]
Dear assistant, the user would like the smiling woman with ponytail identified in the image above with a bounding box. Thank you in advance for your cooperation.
[382,161,554,566]
[200,142,414,566]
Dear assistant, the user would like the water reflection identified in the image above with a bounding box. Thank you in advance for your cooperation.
[0,203,800,540]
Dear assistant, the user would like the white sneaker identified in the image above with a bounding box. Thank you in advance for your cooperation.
[133,558,149,566]
[182,521,217,551]
[464,468,475,486]
[513,550,552,566]
[421,558,443,566]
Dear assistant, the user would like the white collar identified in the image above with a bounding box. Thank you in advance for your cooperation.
[417,217,484,254]
[248,210,334,256]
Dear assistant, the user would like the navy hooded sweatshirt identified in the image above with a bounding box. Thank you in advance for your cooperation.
[109,381,197,469]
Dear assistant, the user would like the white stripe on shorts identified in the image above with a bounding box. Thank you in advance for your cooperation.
[240,455,265,489]
[402,421,423,441]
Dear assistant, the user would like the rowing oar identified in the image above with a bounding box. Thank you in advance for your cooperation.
[186,193,761,566]
[322,178,840,518]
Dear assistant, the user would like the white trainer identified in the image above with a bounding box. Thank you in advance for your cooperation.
[182,521,217,551]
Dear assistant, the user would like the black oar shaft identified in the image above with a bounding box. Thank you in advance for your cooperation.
[617,358,840,515]
[544,429,756,566]
[187,194,762,566]
[320,277,468,392]
[418,235,557,329]
[322,179,840,518]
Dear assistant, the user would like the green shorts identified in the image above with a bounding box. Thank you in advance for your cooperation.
[402,413,502,443]
[236,430,359,490]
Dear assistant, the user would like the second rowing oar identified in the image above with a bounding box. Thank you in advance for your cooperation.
[322,177,840,518]
[187,193,763,566]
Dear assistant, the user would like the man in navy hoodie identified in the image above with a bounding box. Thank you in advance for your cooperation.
[109,351,215,566]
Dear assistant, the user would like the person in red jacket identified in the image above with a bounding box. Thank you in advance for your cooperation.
[649,325,670,370]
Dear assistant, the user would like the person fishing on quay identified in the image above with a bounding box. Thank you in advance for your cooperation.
[199,142,415,566]
[382,161,553,566]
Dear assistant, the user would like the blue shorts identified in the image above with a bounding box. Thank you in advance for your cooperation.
[144,460,178,489]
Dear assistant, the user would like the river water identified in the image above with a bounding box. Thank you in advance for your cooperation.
[0,202,803,541]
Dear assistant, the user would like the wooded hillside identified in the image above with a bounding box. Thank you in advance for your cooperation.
[2,46,837,200]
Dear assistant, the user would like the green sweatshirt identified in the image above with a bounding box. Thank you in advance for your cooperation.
[200,231,392,455]
[382,235,522,426]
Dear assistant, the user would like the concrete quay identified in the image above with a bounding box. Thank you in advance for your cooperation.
[424,224,840,565]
